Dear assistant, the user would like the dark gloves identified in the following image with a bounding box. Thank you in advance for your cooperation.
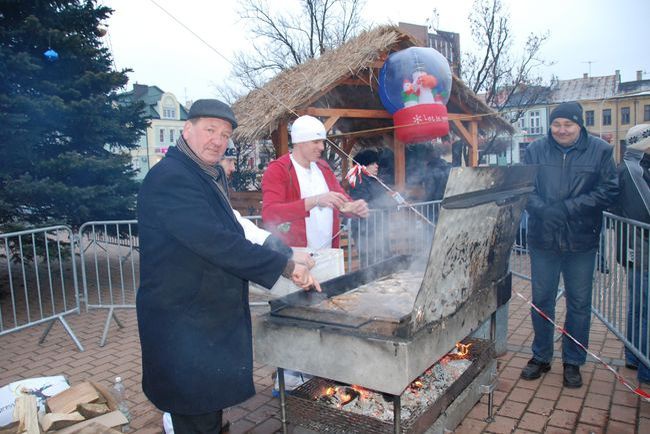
[542,202,569,230]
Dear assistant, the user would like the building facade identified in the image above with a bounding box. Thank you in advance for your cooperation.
[499,71,650,165]
[119,84,188,179]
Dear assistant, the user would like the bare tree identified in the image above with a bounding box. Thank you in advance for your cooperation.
[223,0,365,93]
[462,0,551,128]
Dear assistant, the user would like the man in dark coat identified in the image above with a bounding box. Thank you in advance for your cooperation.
[616,123,650,384]
[521,101,618,388]
[137,99,320,433]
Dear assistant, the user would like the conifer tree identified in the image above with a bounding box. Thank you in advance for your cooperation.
[0,0,147,230]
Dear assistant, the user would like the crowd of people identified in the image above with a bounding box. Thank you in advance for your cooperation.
[135,98,650,433]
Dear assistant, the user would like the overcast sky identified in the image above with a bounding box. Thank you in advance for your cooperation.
[103,0,650,104]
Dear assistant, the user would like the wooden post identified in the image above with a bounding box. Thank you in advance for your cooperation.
[394,139,406,190]
[271,119,290,157]
[469,120,479,167]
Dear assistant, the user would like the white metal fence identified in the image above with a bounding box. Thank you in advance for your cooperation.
[78,220,139,346]
[1,208,649,367]
[0,225,83,350]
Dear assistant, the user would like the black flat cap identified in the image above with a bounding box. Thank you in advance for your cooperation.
[188,99,238,129]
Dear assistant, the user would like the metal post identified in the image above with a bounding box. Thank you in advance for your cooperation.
[278,368,288,434]
[487,311,497,421]
[393,394,401,434]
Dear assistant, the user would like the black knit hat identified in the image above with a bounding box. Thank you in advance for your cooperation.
[188,99,238,129]
[549,102,584,127]
[354,149,379,166]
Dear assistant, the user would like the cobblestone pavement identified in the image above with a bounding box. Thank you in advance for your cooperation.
[1,276,649,433]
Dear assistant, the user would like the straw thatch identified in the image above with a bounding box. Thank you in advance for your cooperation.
[232,25,513,142]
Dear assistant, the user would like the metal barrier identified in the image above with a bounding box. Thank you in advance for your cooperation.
[78,220,139,346]
[346,201,441,270]
[595,212,650,370]
[0,225,83,351]
[506,211,650,371]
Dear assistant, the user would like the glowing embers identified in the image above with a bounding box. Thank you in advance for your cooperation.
[313,342,474,422]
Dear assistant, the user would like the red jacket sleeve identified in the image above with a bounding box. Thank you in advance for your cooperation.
[261,158,309,228]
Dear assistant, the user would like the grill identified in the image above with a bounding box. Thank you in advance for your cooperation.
[253,166,537,433]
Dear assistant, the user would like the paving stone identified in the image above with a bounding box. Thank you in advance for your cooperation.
[508,387,536,403]
[536,385,562,401]
[579,406,609,426]
[518,412,549,432]
[548,409,578,429]
[605,420,636,434]
[556,394,583,413]
[584,392,612,410]
[485,415,518,434]
[527,397,554,416]
[497,399,527,419]
[608,403,637,422]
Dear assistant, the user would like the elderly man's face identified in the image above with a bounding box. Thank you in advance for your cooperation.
[550,118,581,147]
[183,117,232,165]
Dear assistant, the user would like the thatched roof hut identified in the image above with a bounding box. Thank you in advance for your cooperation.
[232,25,513,187]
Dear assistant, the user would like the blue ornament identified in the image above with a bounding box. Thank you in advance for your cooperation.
[44,48,59,61]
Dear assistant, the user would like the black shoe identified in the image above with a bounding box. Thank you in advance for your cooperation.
[563,363,583,388]
[626,362,638,370]
[521,358,551,380]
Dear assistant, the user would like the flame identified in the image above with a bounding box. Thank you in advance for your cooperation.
[339,391,353,405]
[455,342,472,358]
[325,386,336,397]
[351,385,370,400]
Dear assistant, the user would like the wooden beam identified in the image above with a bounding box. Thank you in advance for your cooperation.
[339,78,371,86]
[300,107,392,119]
[451,119,472,146]
[323,116,340,131]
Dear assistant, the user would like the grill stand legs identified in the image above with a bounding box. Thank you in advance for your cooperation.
[480,312,499,423]
[278,368,288,434]
[393,394,401,433]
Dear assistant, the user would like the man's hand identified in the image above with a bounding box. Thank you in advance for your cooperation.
[339,199,369,218]
[292,251,315,269]
[312,192,348,210]
[291,263,322,292]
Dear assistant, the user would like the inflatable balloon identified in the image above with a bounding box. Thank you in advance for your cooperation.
[379,47,452,143]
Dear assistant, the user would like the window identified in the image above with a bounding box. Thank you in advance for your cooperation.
[585,110,595,127]
[169,129,175,142]
[645,105,650,122]
[529,111,541,135]
[602,109,612,126]
[159,129,164,142]
[519,117,526,130]
[621,107,630,125]
[161,96,177,119]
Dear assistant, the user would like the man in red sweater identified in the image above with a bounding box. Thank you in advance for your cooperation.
[262,115,368,249]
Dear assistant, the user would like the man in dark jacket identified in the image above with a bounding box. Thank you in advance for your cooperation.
[521,101,618,388]
[137,99,320,433]
[616,123,650,384]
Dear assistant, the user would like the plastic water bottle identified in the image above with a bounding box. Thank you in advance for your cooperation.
[112,377,131,432]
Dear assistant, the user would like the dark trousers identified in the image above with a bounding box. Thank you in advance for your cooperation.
[529,247,596,365]
[171,410,223,434]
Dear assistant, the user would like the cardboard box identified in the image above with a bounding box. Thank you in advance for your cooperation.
[250,248,345,297]
[39,381,127,433]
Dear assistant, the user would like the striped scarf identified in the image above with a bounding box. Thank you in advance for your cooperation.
[176,135,230,202]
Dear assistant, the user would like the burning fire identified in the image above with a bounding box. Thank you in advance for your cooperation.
[321,385,361,407]
[454,342,472,359]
